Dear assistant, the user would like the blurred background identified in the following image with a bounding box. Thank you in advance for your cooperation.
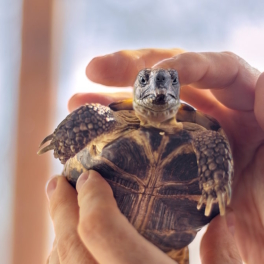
[1,0,263,263]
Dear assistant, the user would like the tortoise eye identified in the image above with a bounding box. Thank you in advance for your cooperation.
[172,77,178,85]
[168,69,178,85]
[139,74,149,86]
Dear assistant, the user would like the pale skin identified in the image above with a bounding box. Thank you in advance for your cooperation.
[46,49,264,264]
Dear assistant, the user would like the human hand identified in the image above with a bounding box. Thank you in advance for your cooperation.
[67,49,264,264]
[46,170,243,264]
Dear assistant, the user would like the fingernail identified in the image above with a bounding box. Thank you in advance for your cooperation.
[226,211,235,236]
[46,177,58,201]
[76,171,90,193]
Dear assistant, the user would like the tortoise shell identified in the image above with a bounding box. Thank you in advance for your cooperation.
[62,102,222,252]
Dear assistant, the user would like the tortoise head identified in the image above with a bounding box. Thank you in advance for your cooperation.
[133,68,180,123]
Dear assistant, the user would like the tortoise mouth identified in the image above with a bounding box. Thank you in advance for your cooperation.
[133,93,180,121]
[135,93,178,110]
[152,94,167,105]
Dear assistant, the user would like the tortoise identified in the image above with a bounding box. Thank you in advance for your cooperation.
[39,68,233,264]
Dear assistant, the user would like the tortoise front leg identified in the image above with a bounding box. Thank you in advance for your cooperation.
[192,130,233,216]
[38,104,117,164]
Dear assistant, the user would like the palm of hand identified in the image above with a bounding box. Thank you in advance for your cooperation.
[222,105,264,263]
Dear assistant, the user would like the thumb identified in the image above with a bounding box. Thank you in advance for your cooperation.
[200,215,242,264]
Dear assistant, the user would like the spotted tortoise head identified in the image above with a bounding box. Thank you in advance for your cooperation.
[133,68,181,123]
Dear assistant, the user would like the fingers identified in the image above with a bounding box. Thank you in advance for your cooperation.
[180,85,224,116]
[68,89,224,121]
[155,51,260,110]
[87,49,260,111]
[47,176,98,264]
[76,170,175,264]
[86,48,185,86]
[84,48,220,114]
[254,72,264,131]
[68,92,132,112]
[68,90,224,123]
[200,215,242,264]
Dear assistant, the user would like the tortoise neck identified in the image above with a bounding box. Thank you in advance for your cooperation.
[137,114,183,132]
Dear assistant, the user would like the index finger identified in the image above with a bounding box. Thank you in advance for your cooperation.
[86,48,185,86]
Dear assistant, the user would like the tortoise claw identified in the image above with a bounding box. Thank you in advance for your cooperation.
[197,196,204,210]
[205,195,214,216]
[198,182,231,216]
[225,184,232,205]
[197,194,207,210]
[37,144,55,155]
[39,134,53,148]
[217,191,226,216]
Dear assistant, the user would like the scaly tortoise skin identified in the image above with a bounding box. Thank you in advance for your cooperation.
[39,69,233,264]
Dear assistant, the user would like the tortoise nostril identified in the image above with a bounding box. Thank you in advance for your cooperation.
[157,76,165,81]
[156,72,167,86]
